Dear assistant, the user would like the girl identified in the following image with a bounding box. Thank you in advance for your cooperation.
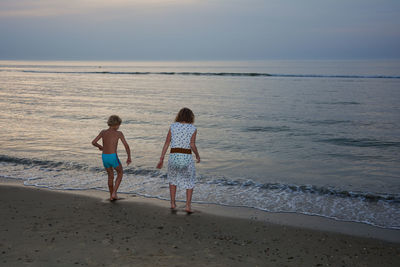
[157,108,200,213]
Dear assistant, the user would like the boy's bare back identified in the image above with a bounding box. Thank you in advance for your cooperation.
[100,128,123,154]
[92,124,131,165]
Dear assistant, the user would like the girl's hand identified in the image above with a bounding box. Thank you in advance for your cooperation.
[127,158,132,165]
[156,159,163,169]
[196,156,200,163]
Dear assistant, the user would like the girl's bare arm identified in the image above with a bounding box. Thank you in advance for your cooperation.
[156,129,171,169]
[190,130,200,163]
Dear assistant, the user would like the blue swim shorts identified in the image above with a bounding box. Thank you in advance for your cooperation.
[102,153,121,168]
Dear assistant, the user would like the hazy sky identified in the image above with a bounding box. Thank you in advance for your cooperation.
[1,0,399,60]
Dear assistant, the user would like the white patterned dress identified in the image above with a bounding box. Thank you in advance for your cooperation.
[167,122,197,189]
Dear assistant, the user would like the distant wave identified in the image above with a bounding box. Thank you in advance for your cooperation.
[271,74,400,79]
[244,126,291,132]
[318,138,400,148]
[314,101,361,105]
[1,69,400,79]
[20,70,273,77]
[306,119,352,125]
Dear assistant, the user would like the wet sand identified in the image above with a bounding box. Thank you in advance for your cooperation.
[1,184,399,266]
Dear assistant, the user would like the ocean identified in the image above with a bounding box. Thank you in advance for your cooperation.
[0,59,399,229]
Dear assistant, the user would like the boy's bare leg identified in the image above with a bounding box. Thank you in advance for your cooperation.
[111,165,123,200]
[185,188,193,213]
[106,167,114,200]
[169,184,177,209]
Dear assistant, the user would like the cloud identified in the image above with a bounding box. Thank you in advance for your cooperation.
[0,0,399,60]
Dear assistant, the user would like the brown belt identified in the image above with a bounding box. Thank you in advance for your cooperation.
[170,148,192,154]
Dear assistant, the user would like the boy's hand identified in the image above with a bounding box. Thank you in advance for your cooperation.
[126,158,132,165]
[196,156,200,163]
[98,146,103,151]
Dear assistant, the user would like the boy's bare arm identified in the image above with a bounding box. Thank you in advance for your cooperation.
[119,132,132,165]
[91,131,104,151]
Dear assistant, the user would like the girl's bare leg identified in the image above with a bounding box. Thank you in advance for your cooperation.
[106,168,114,200]
[185,188,193,213]
[169,184,177,209]
[111,165,123,200]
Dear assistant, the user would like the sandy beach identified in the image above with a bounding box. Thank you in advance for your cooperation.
[1,182,399,267]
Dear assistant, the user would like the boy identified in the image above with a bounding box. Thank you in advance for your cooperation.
[92,115,131,201]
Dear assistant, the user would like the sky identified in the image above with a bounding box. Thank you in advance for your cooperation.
[0,0,399,60]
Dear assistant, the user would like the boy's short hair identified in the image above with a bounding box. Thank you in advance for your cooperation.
[107,115,122,126]
[175,107,195,124]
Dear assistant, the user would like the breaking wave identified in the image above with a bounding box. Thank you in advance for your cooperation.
[1,155,399,229]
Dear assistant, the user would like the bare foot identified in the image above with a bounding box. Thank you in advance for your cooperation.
[185,206,193,214]
[111,192,119,200]
[170,202,177,209]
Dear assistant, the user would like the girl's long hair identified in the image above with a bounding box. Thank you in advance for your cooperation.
[175,107,195,123]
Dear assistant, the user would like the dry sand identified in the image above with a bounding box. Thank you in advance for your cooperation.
[1,183,399,266]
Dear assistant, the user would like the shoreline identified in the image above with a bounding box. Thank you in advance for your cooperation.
[1,181,399,266]
[2,178,400,243]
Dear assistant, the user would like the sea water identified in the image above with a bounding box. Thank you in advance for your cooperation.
[0,60,399,229]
